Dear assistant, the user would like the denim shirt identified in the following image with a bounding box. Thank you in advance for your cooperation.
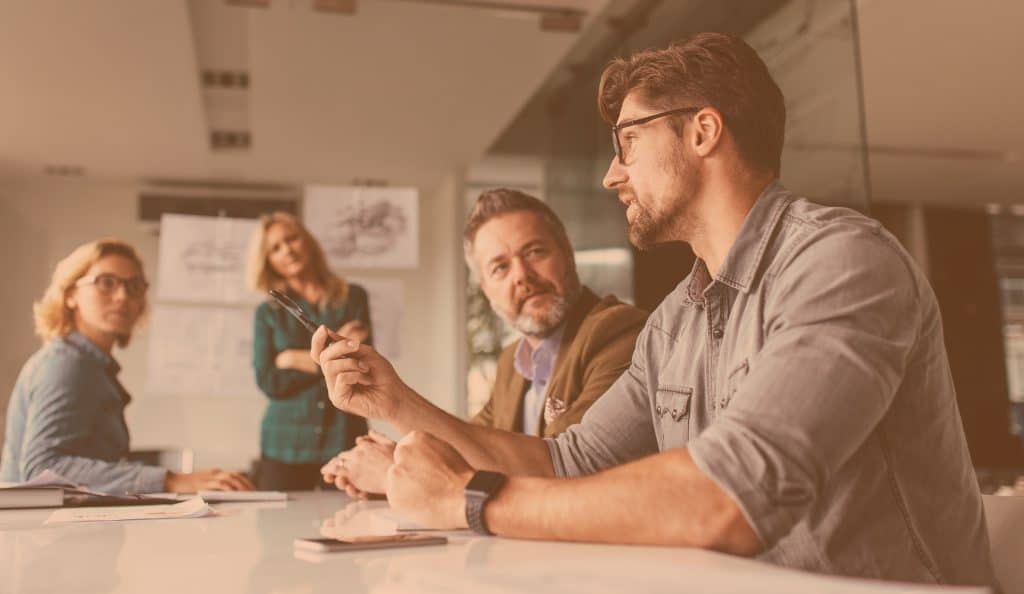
[547,181,994,587]
[0,332,166,494]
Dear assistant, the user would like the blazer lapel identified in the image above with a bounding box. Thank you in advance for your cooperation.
[494,341,530,433]
[539,287,599,434]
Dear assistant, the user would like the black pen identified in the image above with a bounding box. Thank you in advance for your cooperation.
[268,289,336,348]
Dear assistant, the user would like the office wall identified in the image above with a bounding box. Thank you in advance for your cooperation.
[0,174,465,470]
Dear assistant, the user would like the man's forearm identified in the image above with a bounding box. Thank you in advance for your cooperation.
[483,448,762,553]
[391,392,554,477]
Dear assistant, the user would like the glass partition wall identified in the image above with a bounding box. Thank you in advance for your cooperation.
[989,209,1024,451]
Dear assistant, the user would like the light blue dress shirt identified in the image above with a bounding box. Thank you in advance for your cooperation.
[513,325,565,436]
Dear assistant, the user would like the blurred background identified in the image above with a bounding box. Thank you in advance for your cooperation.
[1,0,1021,483]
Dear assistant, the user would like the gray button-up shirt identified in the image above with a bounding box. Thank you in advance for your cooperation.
[0,332,167,494]
[546,181,995,587]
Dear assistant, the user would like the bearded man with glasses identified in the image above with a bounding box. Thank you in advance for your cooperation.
[312,33,995,588]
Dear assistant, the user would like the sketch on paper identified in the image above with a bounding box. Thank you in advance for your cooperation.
[349,277,403,361]
[304,186,419,269]
[328,200,406,259]
[144,304,260,398]
[181,239,245,274]
[157,214,261,304]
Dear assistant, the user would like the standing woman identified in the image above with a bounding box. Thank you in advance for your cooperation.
[248,212,371,490]
[0,238,253,493]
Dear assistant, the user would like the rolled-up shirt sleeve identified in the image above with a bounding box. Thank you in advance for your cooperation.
[688,227,920,547]
[546,325,660,477]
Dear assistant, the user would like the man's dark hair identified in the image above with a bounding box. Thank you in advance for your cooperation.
[598,32,786,175]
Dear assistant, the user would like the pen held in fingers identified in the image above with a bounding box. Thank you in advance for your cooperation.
[269,289,338,347]
[322,339,363,365]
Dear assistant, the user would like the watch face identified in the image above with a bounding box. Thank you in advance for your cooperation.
[465,471,506,496]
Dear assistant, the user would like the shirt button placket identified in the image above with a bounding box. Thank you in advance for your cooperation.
[707,290,726,421]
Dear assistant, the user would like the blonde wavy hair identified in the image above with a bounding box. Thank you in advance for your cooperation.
[247,212,348,308]
[33,238,148,347]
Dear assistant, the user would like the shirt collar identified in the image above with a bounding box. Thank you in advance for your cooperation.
[513,323,566,382]
[65,331,121,375]
[684,179,793,300]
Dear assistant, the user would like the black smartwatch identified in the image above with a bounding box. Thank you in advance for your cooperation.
[464,470,507,535]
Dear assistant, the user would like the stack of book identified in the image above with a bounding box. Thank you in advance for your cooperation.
[0,485,64,509]
[0,470,179,509]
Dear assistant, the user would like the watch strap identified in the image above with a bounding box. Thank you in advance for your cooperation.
[466,491,491,535]
[464,470,506,535]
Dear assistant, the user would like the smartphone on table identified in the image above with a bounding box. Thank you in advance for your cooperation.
[294,534,448,553]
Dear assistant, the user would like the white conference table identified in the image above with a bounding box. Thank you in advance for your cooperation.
[0,492,989,594]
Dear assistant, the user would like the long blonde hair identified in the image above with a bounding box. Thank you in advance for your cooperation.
[246,212,348,308]
[33,238,148,347]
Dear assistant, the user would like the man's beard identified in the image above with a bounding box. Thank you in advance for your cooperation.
[513,292,571,339]
[627,146,700,250]
[493,276,579,339]
[628,202,676,251]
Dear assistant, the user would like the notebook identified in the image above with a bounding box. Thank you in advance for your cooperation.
[0,486,64,509]
[0,470,179,509]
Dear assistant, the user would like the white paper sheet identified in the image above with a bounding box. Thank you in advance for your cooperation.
[348,277,403,360]
[144,303,261,398]
[157,214,261,304]
[43,497,213,524]
[304,186,419,269]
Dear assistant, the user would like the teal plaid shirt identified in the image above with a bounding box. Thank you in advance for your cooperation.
[252,284,371,464]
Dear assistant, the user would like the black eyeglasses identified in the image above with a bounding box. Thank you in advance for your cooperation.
[611,106,702,165]
[76,273,149,298]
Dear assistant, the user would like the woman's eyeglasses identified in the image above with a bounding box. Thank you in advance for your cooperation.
[76,273,149,298]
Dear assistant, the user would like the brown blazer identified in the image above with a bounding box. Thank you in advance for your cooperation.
[471,286,647,437]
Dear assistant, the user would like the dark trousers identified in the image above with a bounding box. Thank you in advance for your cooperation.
[256,415,367,490]
[256,457,334,491]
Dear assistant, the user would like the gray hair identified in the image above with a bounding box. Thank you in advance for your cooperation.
[462,188,576,283]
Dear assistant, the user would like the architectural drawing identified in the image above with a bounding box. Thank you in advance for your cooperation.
[157,214,262,304]
[304,186,419,269]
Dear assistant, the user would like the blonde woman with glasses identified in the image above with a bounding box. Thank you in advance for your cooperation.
[0,238,253,494]
[248,212,371,490]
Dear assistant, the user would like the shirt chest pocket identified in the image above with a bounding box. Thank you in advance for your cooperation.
[654,385,692,449]
[720,358,749,412]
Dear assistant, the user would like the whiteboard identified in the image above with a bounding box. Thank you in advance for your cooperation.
[148,214,406,399]
[144,304,261,398]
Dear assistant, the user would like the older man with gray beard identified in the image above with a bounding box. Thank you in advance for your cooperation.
[320,188,647,497]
